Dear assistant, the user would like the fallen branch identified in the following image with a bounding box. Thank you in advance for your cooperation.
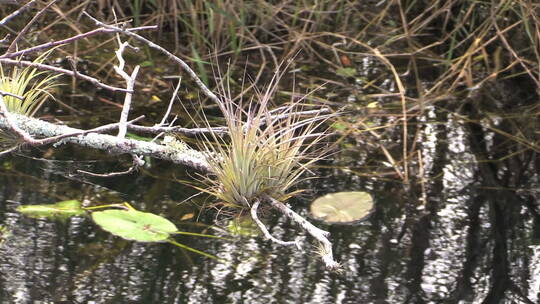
[0,113,211,172]
[0,94,146,147]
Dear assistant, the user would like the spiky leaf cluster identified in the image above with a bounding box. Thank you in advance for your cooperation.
[199,71,333,207]
[0,53,59,147]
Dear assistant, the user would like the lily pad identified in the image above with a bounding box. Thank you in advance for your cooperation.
[91,209,178,242]
[310,191,374,223]
[17,200,86,219]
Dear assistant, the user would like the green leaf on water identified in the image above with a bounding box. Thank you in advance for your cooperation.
[310,191,374,223]
[227,216,260,237]
[91,209,178,242]
[17,200,86,219]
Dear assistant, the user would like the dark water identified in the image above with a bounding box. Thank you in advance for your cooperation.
[0,98,538,303]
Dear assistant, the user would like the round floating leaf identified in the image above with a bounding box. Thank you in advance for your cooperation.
[92,209,178,242]
[17,200,86,219]
[310,191,374,223]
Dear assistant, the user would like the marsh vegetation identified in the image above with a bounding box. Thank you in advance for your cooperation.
[0,1,538,303]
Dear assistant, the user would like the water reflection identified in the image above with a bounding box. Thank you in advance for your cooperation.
[0,109,538,303]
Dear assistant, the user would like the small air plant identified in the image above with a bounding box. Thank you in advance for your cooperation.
[0,52,59,147]
[197,68,335,210]
[0,56,59,117]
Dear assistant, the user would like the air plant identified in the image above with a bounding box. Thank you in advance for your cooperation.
[0,56,59,117]
[197,69,334,209]
[0,52,60,147]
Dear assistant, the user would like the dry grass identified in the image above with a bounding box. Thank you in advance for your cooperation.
[2,0,538,182]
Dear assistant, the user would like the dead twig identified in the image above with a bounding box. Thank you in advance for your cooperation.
[83,11,222,105]
[113,39,140,138]
[250,200,300,248]
[77,155,144,177]
[158,77,182,126]
[126,108,331,137]
[0,58,130,92]
[0,89,24,100]
[0,26,156,59]
[0,145,18,157]
[264,195,340,270]
[0,0,36,27]
[6,0,59,53]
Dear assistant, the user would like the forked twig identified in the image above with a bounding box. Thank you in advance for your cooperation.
[114,40,140,138]
[83,12,222,105]
[264,195,340,270]
[250,200,300,248]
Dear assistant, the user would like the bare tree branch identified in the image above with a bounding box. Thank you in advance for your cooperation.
[0,113,211,172]
[6,0,59,53]
[0,0,36,27]
[83,12,222,105]
[0,95,147,146]
[0,26,156,59]
[0,58,131,92]
[113,40,140,138]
